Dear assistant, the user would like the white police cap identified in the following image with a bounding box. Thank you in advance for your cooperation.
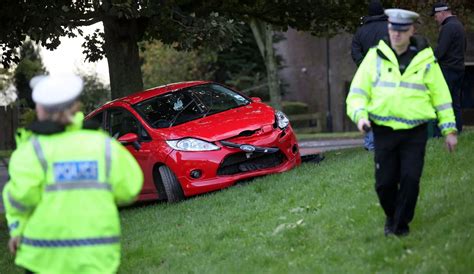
[30,75,83,111]
[385,8,419,31]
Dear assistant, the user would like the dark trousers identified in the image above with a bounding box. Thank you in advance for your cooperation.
[372,124,428,232]
[441,67,465,133]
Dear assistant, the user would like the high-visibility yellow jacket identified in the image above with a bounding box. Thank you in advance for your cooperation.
[346,38,457,135]
[3,112,143,274]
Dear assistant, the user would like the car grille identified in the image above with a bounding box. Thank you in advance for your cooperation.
[217,151,286,176]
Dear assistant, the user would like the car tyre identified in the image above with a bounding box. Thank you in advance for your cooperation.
[158,165,184,203]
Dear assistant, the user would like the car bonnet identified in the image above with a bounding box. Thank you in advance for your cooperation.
[156,102,276,142]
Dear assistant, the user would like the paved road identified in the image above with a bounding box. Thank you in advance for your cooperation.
[0,138,363,213]
[299,138,363,154]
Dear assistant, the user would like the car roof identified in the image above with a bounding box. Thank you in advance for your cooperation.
[110,80,212,106]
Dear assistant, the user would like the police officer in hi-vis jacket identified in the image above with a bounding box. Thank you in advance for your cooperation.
[3,75,143,273]
[346,9,457,236]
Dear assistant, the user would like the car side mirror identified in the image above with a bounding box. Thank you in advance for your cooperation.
[118,133,141,150]
[251,97,262,103]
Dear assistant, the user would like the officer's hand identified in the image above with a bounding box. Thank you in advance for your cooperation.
[445,133,457,153]
[357,119,371,133]
[8,237,20,255]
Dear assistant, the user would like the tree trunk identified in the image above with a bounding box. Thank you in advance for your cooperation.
[0,105,19,150]
[264,24,281,109]
[249,19,281,110]
[103,16,143,99]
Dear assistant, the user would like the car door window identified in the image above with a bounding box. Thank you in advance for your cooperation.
[89,111,104,129]
[108,108,150,141]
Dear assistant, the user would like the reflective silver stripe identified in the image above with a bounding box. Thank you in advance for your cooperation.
[7,191,28,212]
[22,236,120,247]
[435,103,452,112]
[105,137,111,180]
[400,82,427,91]
[376,56,381,77]
[350,88,369,97]
[373,81,397,88]
[374,55,382,85]
[372,81,427,90]
[31,137,47,173]
[353,108,365,122]
[45,181,112,192]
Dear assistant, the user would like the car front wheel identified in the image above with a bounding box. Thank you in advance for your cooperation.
[158,165,185,203]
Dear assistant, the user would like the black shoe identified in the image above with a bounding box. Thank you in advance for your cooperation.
[384,217,394,236]
[394,226,410,237]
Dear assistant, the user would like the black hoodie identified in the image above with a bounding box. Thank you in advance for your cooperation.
[435,16,466,71]
[351,14,388,66]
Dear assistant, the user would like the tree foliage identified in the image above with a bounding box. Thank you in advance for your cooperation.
[211,24,268,98]
[0,1,248,66]
[13,40,46,108]
[79,73,111,115]
[140,42,217,89]
[1,0,472,64]
[0,69,12,92]
[0,0,367,99]
[1,0,472,98]
[140,24,272,100]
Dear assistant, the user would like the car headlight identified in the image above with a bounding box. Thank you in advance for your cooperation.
[275,110,289,129]
[166,138,220,151]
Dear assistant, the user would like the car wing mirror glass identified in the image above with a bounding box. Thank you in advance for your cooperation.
[118,133,139,143]
[118,133,141,150]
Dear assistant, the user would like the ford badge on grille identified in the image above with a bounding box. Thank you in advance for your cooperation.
[240,144,256,152]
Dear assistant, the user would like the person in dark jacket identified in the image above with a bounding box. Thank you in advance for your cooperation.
[432,2,466,133]
[351,0,388,66]
[351,0,388,151]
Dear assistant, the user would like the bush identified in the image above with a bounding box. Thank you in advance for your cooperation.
[19,105,36,127]
[79,73,111,115]
[282,101,308,115]
[140,41,216,89]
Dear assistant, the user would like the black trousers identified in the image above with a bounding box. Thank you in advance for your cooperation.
[441,67,464,133]
[372,123,428,232]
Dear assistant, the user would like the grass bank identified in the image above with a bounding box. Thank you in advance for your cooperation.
[1,132,473,273]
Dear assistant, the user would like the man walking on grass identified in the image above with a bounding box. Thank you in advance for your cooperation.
[346,8,457,237]
[432,2,466,134]
[351,0,389,151]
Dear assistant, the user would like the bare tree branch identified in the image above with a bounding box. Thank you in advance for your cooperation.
[68,16,104,27]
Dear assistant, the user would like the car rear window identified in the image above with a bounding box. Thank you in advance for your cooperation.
[133,84,250,128]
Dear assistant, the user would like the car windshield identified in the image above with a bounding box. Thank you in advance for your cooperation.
[134,84,251,128]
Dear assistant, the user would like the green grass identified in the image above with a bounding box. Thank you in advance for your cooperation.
[1,132,473,273]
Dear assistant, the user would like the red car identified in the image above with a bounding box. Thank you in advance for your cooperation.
[86,81,301,202]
